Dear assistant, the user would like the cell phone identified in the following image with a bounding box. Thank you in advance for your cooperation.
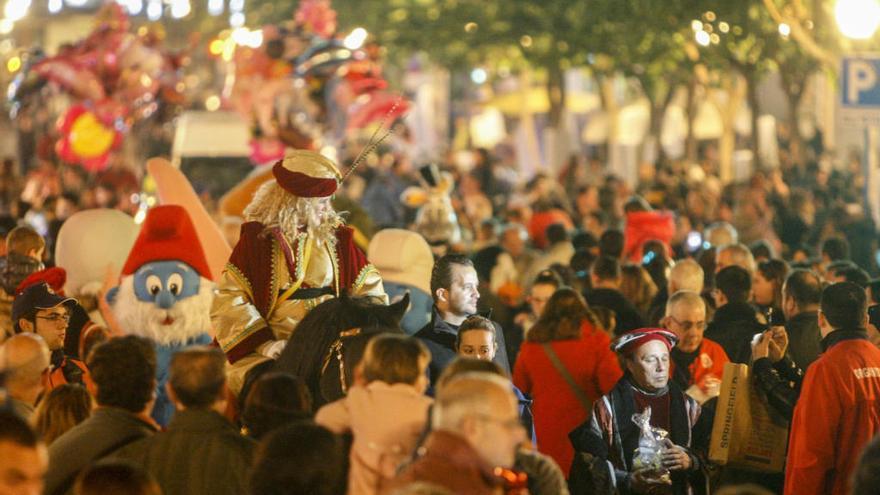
[766,307,783,327]
[869,304,880,329]
[752,333,764,347]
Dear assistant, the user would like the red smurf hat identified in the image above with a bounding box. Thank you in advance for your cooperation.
[612,328,678,357]
[16,267,67,296]
[271,150,342,198]
[121,204,211,278]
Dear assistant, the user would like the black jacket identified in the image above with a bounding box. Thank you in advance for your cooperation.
[753,355,804,420]
[704,302,765,364]
[114,409,256,495]
[584,288,645,336]
[784,310,822,370]
[415,307,510,388]
[46,407,158,495]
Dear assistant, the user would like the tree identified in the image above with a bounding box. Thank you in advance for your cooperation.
[774,37,822,166]
[697,1,781,168]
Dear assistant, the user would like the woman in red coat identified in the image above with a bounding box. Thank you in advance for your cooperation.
[513,287,623,478]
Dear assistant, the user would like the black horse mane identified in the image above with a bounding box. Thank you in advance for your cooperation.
[273,292,408,401]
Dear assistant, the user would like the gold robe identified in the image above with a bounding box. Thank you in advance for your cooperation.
[211,221,385,393]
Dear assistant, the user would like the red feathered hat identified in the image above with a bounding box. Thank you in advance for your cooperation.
[272,149,341,198]
[16,267,67,296]
[121,205,211,278]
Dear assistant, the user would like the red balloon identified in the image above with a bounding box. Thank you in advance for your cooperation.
[347,92,410,130]
[33,59,105,101]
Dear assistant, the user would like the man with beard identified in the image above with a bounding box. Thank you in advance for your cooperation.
[212,151,387,393]
[108,204,215,426]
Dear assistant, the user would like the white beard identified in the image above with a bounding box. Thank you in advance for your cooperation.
[113,276,215,346]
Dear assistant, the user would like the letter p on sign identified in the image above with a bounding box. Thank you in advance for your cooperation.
[849,61,877,104]
[843,57,880,107]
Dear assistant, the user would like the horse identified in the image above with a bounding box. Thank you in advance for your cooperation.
[241,292,409,411]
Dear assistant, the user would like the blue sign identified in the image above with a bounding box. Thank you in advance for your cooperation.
[842,56,880,107]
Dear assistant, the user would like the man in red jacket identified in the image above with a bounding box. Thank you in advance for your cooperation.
[663,290,728,402]
[785,282,880,495]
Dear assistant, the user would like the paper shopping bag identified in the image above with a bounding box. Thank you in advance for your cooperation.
[708,363,789,473]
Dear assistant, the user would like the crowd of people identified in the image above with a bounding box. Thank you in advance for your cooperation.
[0,138,879,495]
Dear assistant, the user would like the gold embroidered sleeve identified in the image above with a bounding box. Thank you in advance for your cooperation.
[351,264,388,304]
[211,265,269,356]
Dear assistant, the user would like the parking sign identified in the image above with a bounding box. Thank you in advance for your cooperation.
[842,56,880,107]
[841,56,880,128]
[839,56,880,225]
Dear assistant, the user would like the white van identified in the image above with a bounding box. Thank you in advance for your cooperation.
[171,110,254,198]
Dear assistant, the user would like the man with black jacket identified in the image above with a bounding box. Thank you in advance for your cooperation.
[45,336,158,495]
[752,326,803,420]
[585,256,644,335]
[415,254,510,387]
[780,269,823,370]
[750,270,823,417]
[704,265,764,364]
[113,347,255,495]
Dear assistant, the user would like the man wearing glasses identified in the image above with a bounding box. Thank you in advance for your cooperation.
[663,290,729,403]
[388,373,526,494]
[11,282,92,391]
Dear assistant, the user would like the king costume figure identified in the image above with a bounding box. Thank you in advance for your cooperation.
[109,204,215,426]
[212,150,387,393]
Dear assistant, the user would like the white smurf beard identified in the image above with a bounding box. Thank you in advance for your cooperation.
[243,180,343,247]
[113,276,215,346]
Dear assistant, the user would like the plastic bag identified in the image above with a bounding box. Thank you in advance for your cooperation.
[631,406,672,484]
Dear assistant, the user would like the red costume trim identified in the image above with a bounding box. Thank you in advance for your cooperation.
[334,225,369,290]
[224,222,372,363]
[272,160,338,198]
[228,222,279,318]
[224,327,274,364]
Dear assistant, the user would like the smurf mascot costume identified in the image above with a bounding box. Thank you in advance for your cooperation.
[109,204,214,426]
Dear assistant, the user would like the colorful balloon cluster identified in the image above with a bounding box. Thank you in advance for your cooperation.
[226,0,409,164]
[9,4,185,171]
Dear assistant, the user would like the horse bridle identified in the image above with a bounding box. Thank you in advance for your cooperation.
[320,327,363,395]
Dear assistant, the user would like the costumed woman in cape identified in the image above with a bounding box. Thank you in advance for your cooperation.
[212,149,387,394]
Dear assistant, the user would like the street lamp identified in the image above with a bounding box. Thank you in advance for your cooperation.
[835,0,880,39]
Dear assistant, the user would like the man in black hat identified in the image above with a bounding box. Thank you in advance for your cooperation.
[13,282,91,389]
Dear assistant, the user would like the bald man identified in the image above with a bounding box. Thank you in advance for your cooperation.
[669,259,705,294]
[389,373,526,494]
[715,243,756,274]
[704,222,738,248]
[648,259,707,325]
[0,333,50,420]
[663,291,729,402]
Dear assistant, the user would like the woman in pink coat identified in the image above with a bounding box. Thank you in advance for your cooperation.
[316,334,432,495]
[513,287,622,478]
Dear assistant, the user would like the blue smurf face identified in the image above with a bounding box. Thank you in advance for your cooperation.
[133,261,201,309]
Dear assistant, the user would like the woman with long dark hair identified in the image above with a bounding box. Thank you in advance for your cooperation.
[512,287,622,478]
[754,259,789,324]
